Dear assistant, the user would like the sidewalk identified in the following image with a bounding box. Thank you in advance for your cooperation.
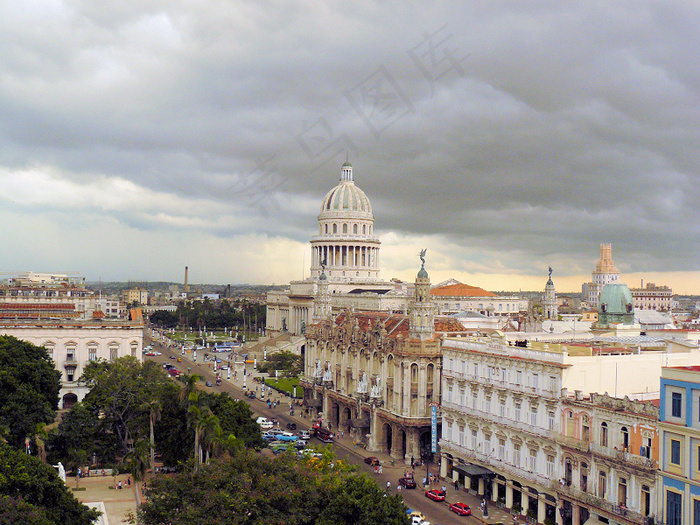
[70,474,139,525]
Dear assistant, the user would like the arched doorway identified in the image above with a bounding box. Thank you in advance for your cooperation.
[383,423,393,455]
[342,406,351,432]
[397,428,407,461]
[62,393,78,409]
[331,403,340,429]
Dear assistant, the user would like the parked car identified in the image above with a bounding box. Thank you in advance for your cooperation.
[399,477,417,489]
[205,381,213,387]
[364,456,381,466]
[286,423,297,430]
[168,368,180,377]
[424,489,446,502]
[298,430,311,440]
[275,432,298,442]
[256,417,273,430]
[449,502,471,516]
[169,355,177,360]
[247,391,256,399]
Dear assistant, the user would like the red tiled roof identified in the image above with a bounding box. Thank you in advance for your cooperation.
[430,283,497,298]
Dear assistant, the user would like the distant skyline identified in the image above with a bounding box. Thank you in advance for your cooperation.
[2,2,699,293]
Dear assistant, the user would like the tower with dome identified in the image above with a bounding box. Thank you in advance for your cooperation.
[310,161,381,282]
[266,162,407,337]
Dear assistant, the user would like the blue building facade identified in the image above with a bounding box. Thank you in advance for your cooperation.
[659,366,700,525]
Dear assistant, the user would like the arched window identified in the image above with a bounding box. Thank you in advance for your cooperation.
[580,462,588,492]
[353,224,358,234]
[411,364,418,383]
[600,422,608,447]
[621,426,630,450]
[333,224,337,234]
[427,363,434,383]
[343,224,348,234]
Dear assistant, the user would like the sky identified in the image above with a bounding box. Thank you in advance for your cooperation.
[1,1,699,293]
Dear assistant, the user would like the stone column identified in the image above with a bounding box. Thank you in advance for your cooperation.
[440,454,448,478]
[556,500,563,525]
[491,479,498,502]
[572,504,580,525]
[537,496,546,524]
[521,491,529,517]
[368,406,380,452]
[478,478,485,496]
[506,483,513,509]
[464,475,472,492]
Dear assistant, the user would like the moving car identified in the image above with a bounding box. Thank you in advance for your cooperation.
[286,423,297,430]
[256,417,273,430]
[169,355,177,360]
[275,432,298,442]
[398,477,417,489]
[247,391,256,399]
[449,502,471,516]
[364,456,381,466]
[168,368,181,377]
[205,381,213,387]
[424,489,446,502]
[314,427,334,443]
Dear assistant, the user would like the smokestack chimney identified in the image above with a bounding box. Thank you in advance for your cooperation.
[184,266,190,293]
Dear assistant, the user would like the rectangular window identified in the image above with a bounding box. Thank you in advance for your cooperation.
[532,373,539,390]
[530,405,538,426]
[667,491,682,525]
[693,498,700,525]
[546,455,554,477]
[88,348,97,361]
[444,422,451,441]
[514,403,521,422]
[672,392,682,418]
[472,391,478,409]
[513,445,521,466]
[502,368,507,382]
[548,411,555,431]
[459,389,465,406]
[471,429,477,449]
[498,438,506,460]
[671,439,681,465]
[528,449,537,472]
[458,427,464,446]
[484,437,491,456]
[516,370,522,385]
[549,376,557,392]
[473,363,478,377]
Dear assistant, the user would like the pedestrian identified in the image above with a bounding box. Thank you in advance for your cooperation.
[128,477,131,486]
[374,465,378,474]
[378,465,383,474]
[118,480,122,490]
[454,479,459,491]
[442,485,447,495]
[411,456,414,469]
[386,481,391,492]
[397,484,402,492]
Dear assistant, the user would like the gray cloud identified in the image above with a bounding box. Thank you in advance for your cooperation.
[1,1,699,286]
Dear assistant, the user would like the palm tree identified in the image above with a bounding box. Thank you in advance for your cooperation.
[199,413,222,464]
[33,423,49,463]
[141,399,162,474]
[178,374,200,406]
[125,438,150,483]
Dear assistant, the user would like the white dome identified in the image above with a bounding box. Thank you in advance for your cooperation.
[320,181,373,217]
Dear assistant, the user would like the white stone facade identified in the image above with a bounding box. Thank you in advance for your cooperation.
[0,321,144,407]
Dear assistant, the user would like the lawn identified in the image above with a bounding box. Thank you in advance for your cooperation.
[265,377,302,398]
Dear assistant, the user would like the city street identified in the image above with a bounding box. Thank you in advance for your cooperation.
[144,334,512,525]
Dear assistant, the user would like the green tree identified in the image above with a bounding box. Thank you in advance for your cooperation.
[141,399,162,473]
[0,336,61,449]
[205,393,264,449]
[137,449,409,525]
[0,443,100,525]
[0,496,53,525]
[257,350,302,377]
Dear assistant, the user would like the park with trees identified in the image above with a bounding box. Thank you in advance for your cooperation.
[0,334,410,525]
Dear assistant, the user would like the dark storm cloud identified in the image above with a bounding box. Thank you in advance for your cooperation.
[0,0,699,282]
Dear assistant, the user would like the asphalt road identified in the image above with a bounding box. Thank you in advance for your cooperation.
[144,335,483,525]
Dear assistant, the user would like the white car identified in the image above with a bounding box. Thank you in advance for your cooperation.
[256,417,273,430]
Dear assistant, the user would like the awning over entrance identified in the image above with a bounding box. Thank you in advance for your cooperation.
[349,417,370,428]
[453,464,493,478]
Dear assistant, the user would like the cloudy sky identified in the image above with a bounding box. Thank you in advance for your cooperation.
[2,1,699,293]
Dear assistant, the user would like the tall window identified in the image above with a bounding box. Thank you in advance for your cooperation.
[671,439,681,465]
[532,373,539,390]
[457,426,464,446]
[621,426,630,450]
[502,368,507,382]
[473,363,479,377]
[514,402,521,422]
[582,416,590,442]
[484,435,491,456]
[672,392,682,418]
[598,471,607,498]
[618,477,627,506]
[641,485,651,517]
[498,438,506,461]
[546,455,555,477]
[601,422,609,447]
[580,463,588,492]
[530,405,538,426]
[443,422,452,441]
[516,370,522,385]
[667,491,682,525]
[548,411,555,430]
[110,347,118,361]
[470,429,477,449]
[500,398,507,418]
[459,388,465,406]
[528,449,537,472]
[472,391,478,409]
[88,347,97,361]
[513,444,521,467]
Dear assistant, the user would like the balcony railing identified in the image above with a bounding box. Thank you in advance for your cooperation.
[589,443,657,470]
[556,483,647,524]
[557,434,591,453]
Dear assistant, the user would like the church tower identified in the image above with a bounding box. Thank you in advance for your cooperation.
[409,250,434,341]
[313,268,331,323]
[544,267,558,320]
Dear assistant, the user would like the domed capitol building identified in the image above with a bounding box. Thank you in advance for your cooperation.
[266,162,410,336]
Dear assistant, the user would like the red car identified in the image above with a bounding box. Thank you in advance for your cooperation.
[449,502,471,516]
[425,489,446,502]
[398,477,417,489]
[364,456,380,466]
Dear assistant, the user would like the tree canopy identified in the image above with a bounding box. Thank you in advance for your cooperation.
[138,449,409,525]
[0,443,99,525]
[0,336,61,448]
